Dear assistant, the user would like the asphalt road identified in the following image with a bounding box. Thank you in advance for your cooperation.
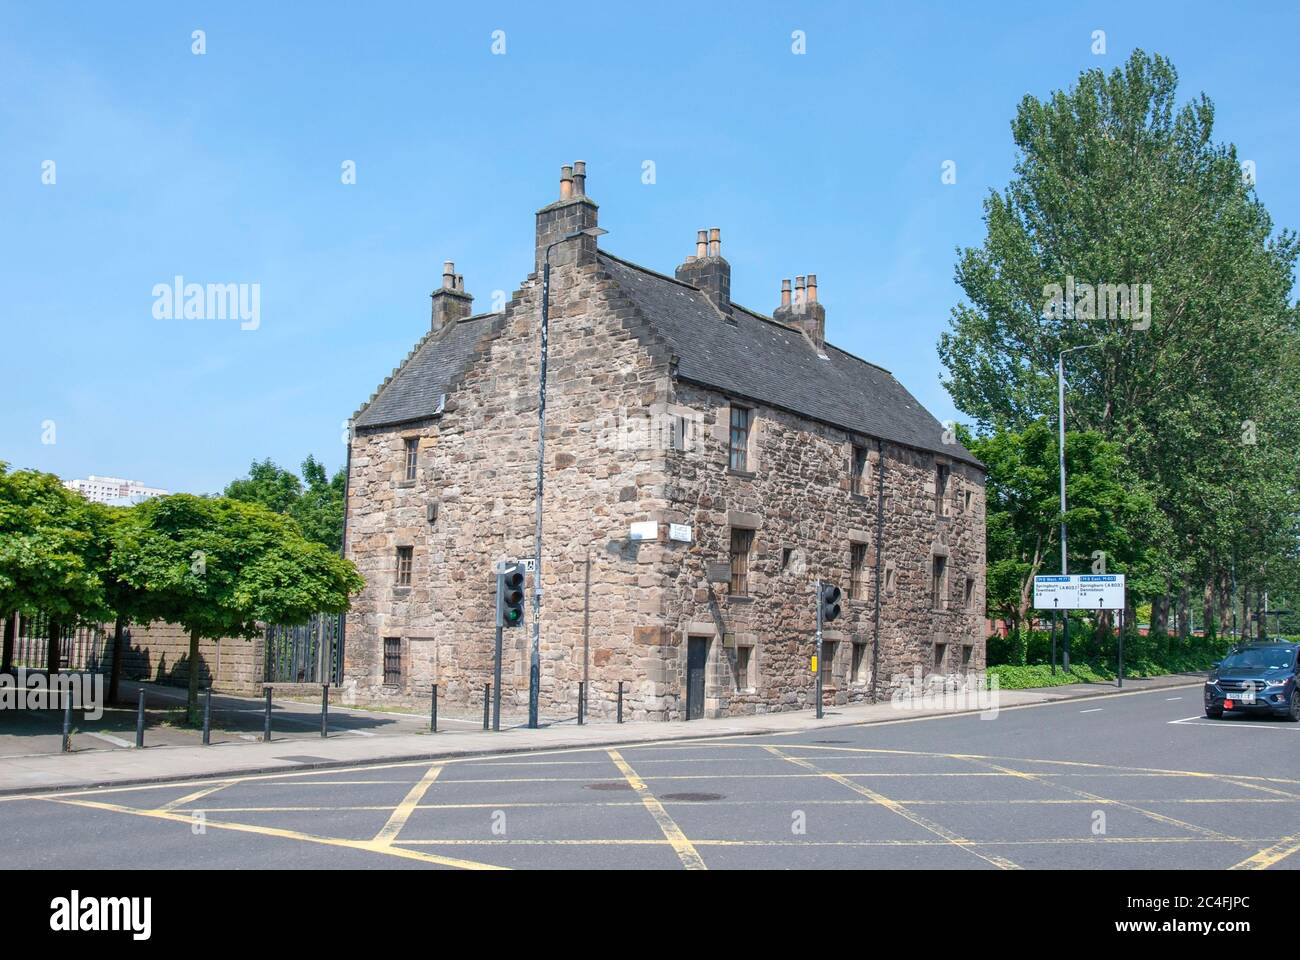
[4,683,1299,870]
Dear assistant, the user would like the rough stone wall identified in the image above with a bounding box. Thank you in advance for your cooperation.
[344,255,676,722]
[114,621,264,695]
[652,380,986,719]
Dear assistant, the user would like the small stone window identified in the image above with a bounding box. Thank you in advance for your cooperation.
[936,464,950,517]
[851,444,870,495]
[963,489,973,513]
[850,543,868,600]
[851,642,868,684]
[819,640,837,688]
[396,546,413,588]
[729,528,754,596]
[735,645,754,691]
[729,405,752,472]
[931,555,948,610]
[403,438,418,481]
[934,642,947,670]
[383,637,402,686]
[961,645,973,671]
[965,577,976,611]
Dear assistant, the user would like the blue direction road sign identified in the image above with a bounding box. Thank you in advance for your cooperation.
[1034,574,1126,610]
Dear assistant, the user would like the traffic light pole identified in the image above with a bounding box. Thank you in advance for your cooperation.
[814,579,824,720]
[493,571,504,732]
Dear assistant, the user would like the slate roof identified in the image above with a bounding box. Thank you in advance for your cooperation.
[598,253,981,467]
[352,252,980,468]
[352,313,498,429]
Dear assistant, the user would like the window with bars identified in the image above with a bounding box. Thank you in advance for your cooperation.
[850,543,869,600]
[820,640,837,687]
[403,438,418,481]
[729,528,754,595]
[396,546,413,587]
[851,444,869,495]
[729,405,751,471]
[383,637,402,686]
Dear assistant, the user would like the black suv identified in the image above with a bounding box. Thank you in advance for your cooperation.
[1204,643,1300,720]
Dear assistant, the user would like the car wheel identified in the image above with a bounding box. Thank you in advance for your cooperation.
[1205,707,1223,719]
[1288,691,1300,723]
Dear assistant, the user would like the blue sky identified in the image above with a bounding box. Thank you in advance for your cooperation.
[2,0,1296,494]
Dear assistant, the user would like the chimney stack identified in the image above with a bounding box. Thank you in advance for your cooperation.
[773,271,827,352]
[536,161,600,272]
[431,259,474,332]
[674,227,731,316]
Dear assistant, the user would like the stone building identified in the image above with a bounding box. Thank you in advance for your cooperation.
[342,162,985,721]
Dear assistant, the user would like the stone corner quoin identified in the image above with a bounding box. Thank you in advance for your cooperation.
[341,161,986,723]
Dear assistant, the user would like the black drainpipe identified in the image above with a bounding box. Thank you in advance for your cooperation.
[869,438,887,702]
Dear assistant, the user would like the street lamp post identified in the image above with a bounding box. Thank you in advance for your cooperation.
[529,225,607,729]
[1057,342,1102,673]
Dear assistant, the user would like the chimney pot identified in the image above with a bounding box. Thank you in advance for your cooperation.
[695,230,707,260]
[780,278,792,307]
[794,276,806,303]
[573,160,586,197]
[431,262,473,332]
[807,274,818,303]
[708,227,721,258]
[560,165,574,200]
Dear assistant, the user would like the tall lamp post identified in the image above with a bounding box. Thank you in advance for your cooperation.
[529,225,607,729]
[1057,342,1102,673]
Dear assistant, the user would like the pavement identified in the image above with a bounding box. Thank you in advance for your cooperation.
[0,672,1207,796]
[4,675,1299,870]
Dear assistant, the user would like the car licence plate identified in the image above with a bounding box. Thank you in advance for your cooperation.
[1236,689,1256,704]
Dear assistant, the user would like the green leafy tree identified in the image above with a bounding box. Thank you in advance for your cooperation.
[225,456,346,551]
[0,464,110,673]
[111,494,363,721]
[939,50,1300,623]
[966,423,1156,636]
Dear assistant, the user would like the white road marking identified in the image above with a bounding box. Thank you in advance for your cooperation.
[1170,716,1299,731]
[345,729,377,738]
[1166,697,1183,701]
[85,731,132,748]
[1079,708,1103,714]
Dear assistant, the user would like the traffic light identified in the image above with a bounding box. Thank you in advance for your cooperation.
[499,564,525,628]
[819,583,842,624]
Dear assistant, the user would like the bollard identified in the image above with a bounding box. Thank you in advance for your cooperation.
[430,683,438,733]
[577,681,585,726]
[62,691,72,753]
[263,688,272,742]
[483,683,491,730]
[321,684,329,738]
[135,688,145,748]
[617,681,623,724]
[202,687,211,745]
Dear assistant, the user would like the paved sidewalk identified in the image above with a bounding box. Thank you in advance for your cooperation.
[0,672,1205,796]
